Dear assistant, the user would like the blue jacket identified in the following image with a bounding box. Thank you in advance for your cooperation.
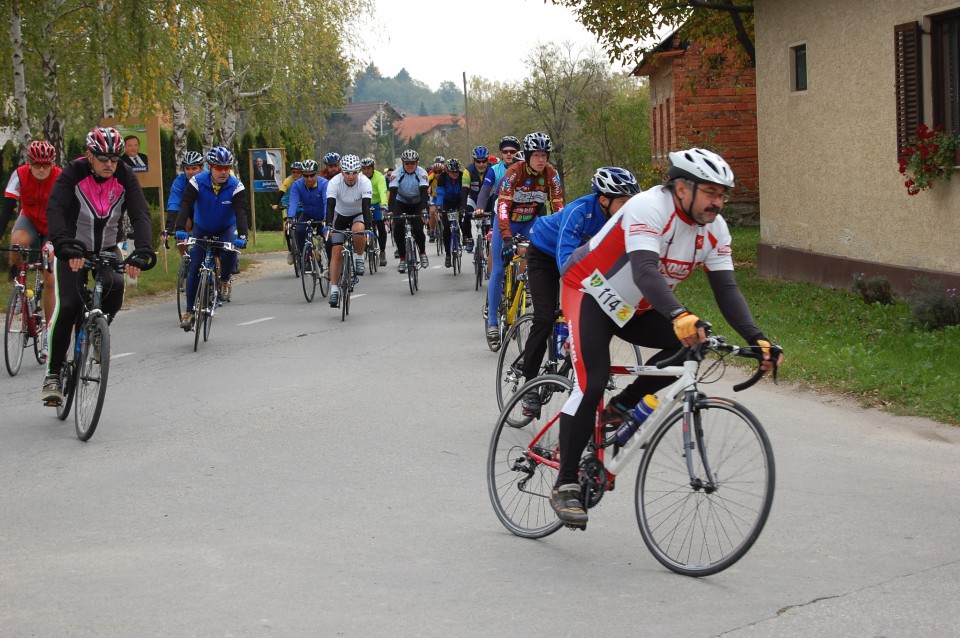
[434,172,467,210]
[177,171,249,235]
[529,193,608,270]
[287,176,328,221]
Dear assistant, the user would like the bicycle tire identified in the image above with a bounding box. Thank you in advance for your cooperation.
[4,288,26,376]
[301,245,317,303]
[176,256,189,321]
[495,313,534,416]
[367,240,378,274]
[56,329,80,421]
[406,237,416,295]
[193,273,207,352]
[474,249,483,290]
[203,270,216,343]
[487,374,573,539]
[341,255,351,322]
[290,229,301,278]
[453,231,461,276]
[635,398,775,577]
[74,315,110,441]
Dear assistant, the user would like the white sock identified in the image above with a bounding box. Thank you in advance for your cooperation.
[331,284,339,293]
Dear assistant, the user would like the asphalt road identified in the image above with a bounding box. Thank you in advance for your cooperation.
[2,252,958,637]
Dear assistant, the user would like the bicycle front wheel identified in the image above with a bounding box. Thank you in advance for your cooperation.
[301,246,317,303]
[317,243,330,298]
[176,256,189,321]
[635,398,775,577]
[4,288,26,376]
[487,374,572,539]
[406,238,416,295]
[74,316,110,441]
[341,260,352,322]
[193,274,208,352]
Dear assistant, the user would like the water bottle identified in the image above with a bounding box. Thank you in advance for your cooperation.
[553,319,569,359]
[614,395,659,445]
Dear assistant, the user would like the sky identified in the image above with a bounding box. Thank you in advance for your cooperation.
[358,0,629,90]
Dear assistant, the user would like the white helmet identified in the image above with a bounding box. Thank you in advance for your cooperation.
[667,148,734,188]
[340,154,361,172]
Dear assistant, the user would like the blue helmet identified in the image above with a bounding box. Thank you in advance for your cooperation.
[323,152,340,166]
[592,167,641,198]
[472,146,488,160]
[206,146,234,166]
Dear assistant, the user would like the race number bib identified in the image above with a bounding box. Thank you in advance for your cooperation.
[581,270,635,327]
[446,211,458,221]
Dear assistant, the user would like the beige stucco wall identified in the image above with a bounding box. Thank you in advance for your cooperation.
[755,0,960,274]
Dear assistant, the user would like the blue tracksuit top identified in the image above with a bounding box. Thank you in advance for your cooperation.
[287,176,329,221]
[528,193,608,270]
[190,171,245,232]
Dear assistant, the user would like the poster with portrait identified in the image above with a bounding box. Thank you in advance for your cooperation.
[99,116,163,190]
[250,148,285,192]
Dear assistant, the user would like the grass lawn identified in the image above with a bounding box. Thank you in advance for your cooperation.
[680,227,960,424]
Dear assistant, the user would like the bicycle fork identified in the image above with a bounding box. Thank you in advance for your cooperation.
[682,390,718,493]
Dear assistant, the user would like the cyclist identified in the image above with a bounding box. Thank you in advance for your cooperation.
[427,155,445,243]
[519,167,641,416]
[320,152,341,181]
[175,146,248,328]
[325,154,372,307]
[491,135,521,190]
[387,149,430,273]
[278,160,303,205]
[486,131,565,349]
[287,159,328,262]
[360,157,389,267]
[434,158,469,268]
[2,140,62,335]
[549,148,784,527]
[465,145,497,253]
[42,127,155,405]
[164,151,204,256]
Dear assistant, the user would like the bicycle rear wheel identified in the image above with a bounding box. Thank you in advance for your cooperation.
[176,256,189,321]
[474,249,483,290]
[341,258,352,322]
[636,398,775,577]
[203,271,216,342]
[74,316,110,441]
[301,246,317,303]
[495,313,534,415]
[367,240,378,274]
[317,242,329,298]
[487,374,572,539]
[193,274,207,352]
[453,231,462,275]
[4,288,26,376]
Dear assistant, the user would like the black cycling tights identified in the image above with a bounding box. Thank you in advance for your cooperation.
[555,286,681,487]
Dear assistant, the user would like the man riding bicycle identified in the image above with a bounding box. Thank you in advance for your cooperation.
[286,159,329,261]
[388,149,430,273]
[42,127,155,405]
[434,158,469,268]
[549,148,784,528]
[325,154,372,307]
[486,131,565,349]
[360,157,389,268]
[176,146,248,328]
[464,145,497,254]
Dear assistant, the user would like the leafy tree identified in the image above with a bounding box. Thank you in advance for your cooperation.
[551,0,755,66]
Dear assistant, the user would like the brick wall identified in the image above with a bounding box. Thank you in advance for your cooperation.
[647,40,759,205]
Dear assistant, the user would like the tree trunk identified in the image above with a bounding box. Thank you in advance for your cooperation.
[98,0,114,117]
[171,69,187,164]
[9,4,31,162]
[201,85,217,151]
[40,51,64,164]
[219,49,240,155]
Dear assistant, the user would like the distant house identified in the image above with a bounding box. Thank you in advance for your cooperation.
[634,29,759,208]
[336,101,403,138]
[754,0,960,293]
[393,115,463,145]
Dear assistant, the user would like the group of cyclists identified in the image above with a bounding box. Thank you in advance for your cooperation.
[4,125,783,530]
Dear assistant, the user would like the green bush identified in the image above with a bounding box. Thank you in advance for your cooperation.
[908,278,960,330]
[853,273,895,305]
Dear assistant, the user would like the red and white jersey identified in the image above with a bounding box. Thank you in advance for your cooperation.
[562,185,733,321]
[5,164,62,234]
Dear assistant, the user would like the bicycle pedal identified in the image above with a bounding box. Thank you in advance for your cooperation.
[43,397,62,407]
[563,522,587,531]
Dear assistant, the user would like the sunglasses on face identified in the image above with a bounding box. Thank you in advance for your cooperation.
[501,149,517,155]
[402,161,417,166]
[343,170,359,176]
[211,165,231,171]
[31,162,53,169]
[94,154,121,163]
[475,159,488,164]
[302,172,317,178]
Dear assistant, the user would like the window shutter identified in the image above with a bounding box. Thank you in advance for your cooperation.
[895,22,923,158]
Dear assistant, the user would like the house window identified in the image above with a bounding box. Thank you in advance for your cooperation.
[931,9,960,137]
[790,43,807,92]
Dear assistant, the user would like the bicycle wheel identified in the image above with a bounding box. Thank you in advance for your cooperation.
[203,271,216,342]
[487,374,573,539]
[453,231,462,276]
[193,274,207,352]
[4,288,26,376]
[635,398,775,577]
[56,330,80,421]
[290,231,301,278]
[341,257,352,322]
[176,256,189,321]
[301,245,317,303]
[495,313,534,414]
[367,240,378,274]
[474,249,483,290]
[406,237,416,295]
[74,315,110,441]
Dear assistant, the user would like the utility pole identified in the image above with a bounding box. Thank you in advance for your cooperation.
[462,71,470,153]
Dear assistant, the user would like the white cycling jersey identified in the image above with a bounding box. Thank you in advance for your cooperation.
[327,173,372,217]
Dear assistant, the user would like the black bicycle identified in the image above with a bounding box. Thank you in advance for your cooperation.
[53,239,156,441]
[331,229,362,321]
[473,212,491,291]
[184,237,237,351]
[394,214,422,295]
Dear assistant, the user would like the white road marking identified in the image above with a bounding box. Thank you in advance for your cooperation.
[112,352,135,359]
[237,317,275,326]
